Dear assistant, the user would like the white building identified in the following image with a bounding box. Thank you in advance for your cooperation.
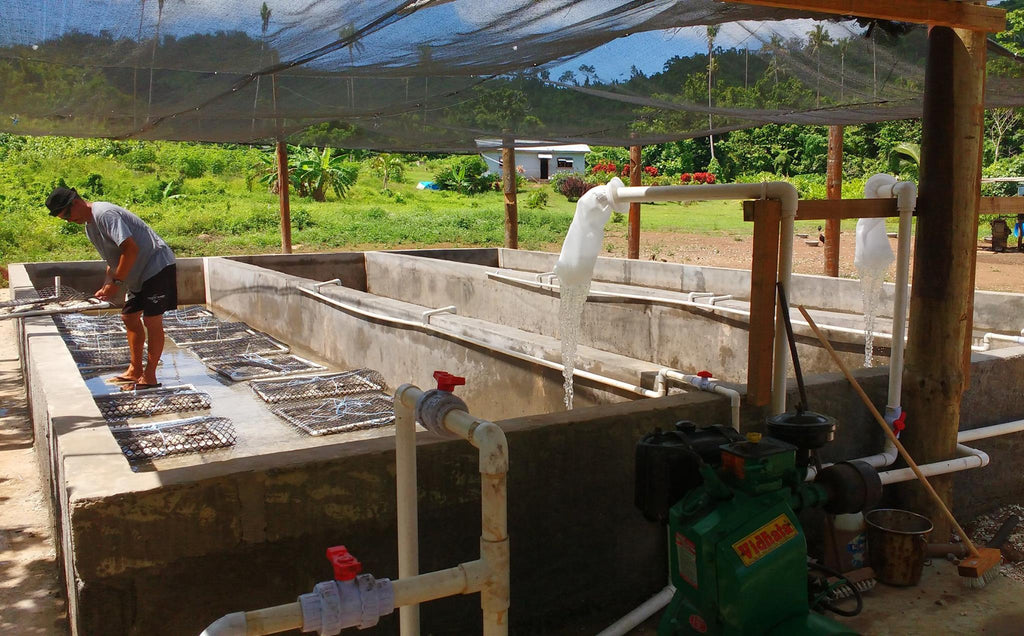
[477,139,590,181]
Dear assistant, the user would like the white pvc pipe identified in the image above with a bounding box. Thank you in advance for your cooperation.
[878,443,989,485]
[604,181,799,415]
[394,384,421,635]
[421,305,456,324]
[972,332,1024,352]
[957,419,1024,443]
[596,584,676,636]
[199,603,303,636]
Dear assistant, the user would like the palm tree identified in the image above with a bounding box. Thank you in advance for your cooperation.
[371,153,405,191]
[252,3,271,135]
[838,38,851,101]
[707,24,720,161]
[338,23,367,109]
[807,24,832,108]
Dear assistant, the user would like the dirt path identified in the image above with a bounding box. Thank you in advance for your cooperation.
[0,290,68,634]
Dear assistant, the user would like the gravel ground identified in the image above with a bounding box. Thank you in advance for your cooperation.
[967,504,1024,584]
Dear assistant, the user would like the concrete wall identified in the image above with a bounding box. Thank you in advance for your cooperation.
[499,249,1024,332]
[14,258,206,305]
[481,151,586,179]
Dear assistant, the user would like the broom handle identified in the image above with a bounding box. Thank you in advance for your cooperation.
[796,306,980,557]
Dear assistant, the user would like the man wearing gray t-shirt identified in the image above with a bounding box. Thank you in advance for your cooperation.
[46,186,176,390]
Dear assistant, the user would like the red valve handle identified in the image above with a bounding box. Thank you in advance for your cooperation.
[326,545,362,581]
[697,370,713,379]
[433,370,466,392]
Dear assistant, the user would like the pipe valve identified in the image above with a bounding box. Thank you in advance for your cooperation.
[415,371,468,438]
[298,546,395,635]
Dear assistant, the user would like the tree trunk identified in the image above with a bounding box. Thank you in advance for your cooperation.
[502,143,518,249]
[628,145,641,259]
[825,125,843,277]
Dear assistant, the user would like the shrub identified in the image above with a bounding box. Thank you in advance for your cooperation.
[433,156,495,194]
[680,172,716,184]
[525,190,548,209]
[557,176,596,201]
[125,147,157,171]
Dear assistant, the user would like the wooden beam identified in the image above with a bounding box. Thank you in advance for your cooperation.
[745,199,782,407]
[719,0,1005,32]
[979,196,1024,215]
[743,198,898,222]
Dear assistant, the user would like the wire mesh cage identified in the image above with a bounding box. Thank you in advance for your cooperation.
[0,285,106,319]
[186,333,289,361]
[166,322,251,345]
[162,306,216,330]
[110,416,235,463]
[205,353,325,382]
[251,369,388,404]
[53,312,125,336]
[70,347,134,371]
[271,391,394,436]
[93,385,212,422]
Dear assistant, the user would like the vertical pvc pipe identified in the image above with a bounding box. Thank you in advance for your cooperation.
[771,211,795,415]
[888,189,915,409]
[394,384,422,636]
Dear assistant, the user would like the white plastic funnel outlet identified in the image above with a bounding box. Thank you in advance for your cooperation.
[554,177,629,287]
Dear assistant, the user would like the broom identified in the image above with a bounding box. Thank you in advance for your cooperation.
[796,305,1001,587]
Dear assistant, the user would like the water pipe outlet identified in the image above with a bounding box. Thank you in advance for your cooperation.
[298,547,395,634]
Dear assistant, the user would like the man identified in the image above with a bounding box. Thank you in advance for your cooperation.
[46,186,176,390]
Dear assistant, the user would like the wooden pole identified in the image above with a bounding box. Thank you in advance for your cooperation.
[628,145,642,259]
[901,25,986,538]
[502,142,518,249]
[824,125,843,277]
[272,75,292,254]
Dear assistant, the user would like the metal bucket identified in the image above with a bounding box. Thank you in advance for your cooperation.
[865,508,933,586]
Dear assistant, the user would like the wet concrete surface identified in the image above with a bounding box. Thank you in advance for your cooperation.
[78,312,395,473]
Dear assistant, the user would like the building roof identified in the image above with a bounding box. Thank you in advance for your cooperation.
[476,140,591,154]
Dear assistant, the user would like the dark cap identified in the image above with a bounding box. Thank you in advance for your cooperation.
[45,187,79,216]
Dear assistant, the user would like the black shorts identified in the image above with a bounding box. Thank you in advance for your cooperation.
[123,265,178,317]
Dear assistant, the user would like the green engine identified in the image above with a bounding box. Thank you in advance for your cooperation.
[635,416,880,635]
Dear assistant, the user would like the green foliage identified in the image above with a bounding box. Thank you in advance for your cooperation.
[370,154,406,190]
[555,176,593,201]
[525,190,548,209]
[291,146,360,201]
[433,155,496,194]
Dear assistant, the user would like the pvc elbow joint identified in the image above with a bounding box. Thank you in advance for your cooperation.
[415,389,468,438]
[298,575,395,635]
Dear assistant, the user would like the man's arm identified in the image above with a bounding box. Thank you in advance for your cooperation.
[95,237,139,300]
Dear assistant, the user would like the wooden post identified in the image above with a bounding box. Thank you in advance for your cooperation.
[275,139,292,255]
[901,25,986,538]
[628,145,642,259]
[502,142,518,249]
[744,199,782,406]
[824,125,843,277]
[272,75,292,254]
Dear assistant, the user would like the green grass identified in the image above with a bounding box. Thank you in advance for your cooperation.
[0,136,909,286]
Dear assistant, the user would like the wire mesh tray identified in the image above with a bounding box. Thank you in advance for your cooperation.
[70,347,134,371]
[271,392,395,436]
[205,353,325,382]
[64,331,133,350]
[94,385,212,422]
[166,322,251,345]
[162,305,216,329]
[53,313,125,335]
[110,416,235,463]
[186,333,289,360]
[251,369,388,404]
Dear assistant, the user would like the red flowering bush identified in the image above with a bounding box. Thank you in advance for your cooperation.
[680,172,716,184]
[558,175,598,201]
[644,165,659,177]
[590,161,618,175]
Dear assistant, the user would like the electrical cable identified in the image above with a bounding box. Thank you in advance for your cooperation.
[806,560,864,618]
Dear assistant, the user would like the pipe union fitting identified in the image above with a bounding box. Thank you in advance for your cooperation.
[415,389,468,438]
[299,575,395,635]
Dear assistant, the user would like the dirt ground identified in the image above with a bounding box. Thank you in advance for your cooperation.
[0,290,67,633]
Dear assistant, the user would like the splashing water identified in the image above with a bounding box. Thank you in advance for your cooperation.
[558,282,590,409]
[858,264,887,367]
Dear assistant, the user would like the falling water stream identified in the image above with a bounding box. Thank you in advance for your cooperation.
[553,178,625,409]
[854,215,895,368]
[857,264,887,367]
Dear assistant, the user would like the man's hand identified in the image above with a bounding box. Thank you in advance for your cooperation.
[95,283,119,301]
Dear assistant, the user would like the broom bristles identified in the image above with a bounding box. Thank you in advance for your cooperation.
[958,547,1002,587]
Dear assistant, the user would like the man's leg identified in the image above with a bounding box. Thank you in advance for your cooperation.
[121,311,146,382]
[141,314,165,386]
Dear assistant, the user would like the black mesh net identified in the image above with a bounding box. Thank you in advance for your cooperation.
[53,313,125,336]
[271,391,394,436]
[70,347,134,371]
[162,306,216,329]
[110,416,236,464]
[0,285,106,318]
[166,322,252,345]
[251,369,388,404]
[94,385,213,422]
[4,2,1021,148]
